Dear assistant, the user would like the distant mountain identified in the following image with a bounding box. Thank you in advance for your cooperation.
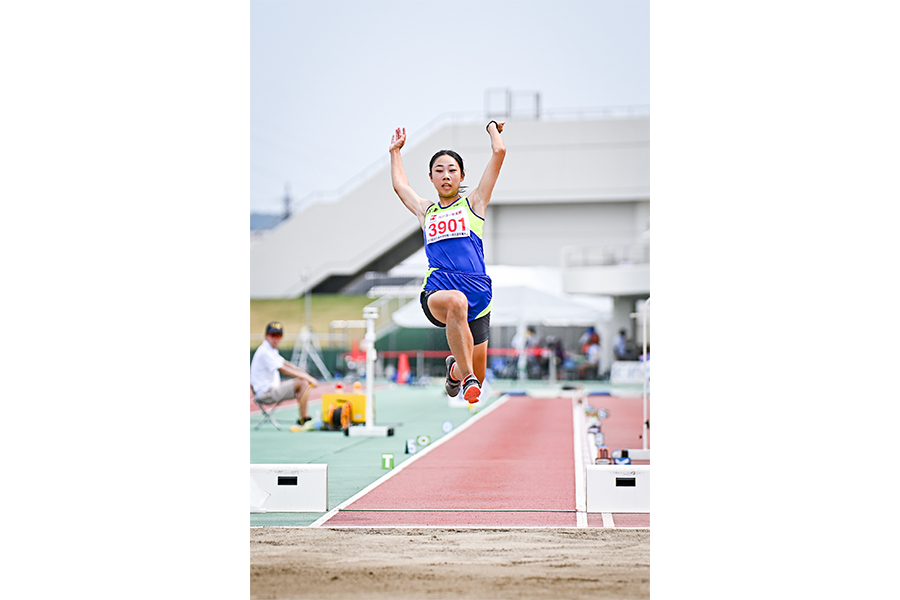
[251,212,284,231]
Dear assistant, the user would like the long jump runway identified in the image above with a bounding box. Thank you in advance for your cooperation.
[313,394,649,528]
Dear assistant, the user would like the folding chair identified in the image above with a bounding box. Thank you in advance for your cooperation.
[253,395,287,430]
[252,385,310,430]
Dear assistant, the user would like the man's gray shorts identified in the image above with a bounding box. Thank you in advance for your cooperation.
[255,380,297,404]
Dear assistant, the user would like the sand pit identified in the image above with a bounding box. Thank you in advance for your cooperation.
[251,527,649,599]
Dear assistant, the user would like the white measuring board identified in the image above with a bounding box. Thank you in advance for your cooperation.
[250,464,327,512]
[585,465,650,513]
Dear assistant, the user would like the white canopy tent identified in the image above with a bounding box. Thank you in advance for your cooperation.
[390,265,612,329]
[391,283,612,329]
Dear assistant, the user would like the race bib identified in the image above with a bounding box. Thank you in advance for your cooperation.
[425,207,469,244]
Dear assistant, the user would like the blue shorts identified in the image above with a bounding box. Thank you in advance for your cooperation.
[421,268,492,320]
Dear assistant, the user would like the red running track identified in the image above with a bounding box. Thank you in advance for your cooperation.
[324,395,575,527]
[319,394,649,528]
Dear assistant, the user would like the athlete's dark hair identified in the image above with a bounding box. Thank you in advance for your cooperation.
[429,150,467,193]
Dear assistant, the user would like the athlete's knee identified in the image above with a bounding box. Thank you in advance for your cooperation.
[444,291,469,318]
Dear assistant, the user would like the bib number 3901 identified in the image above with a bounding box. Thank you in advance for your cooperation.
[426,208,469,244]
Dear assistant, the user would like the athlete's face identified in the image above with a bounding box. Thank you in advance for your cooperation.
[429,155,464,199]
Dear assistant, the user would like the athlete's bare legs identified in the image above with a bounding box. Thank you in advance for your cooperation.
[426,290,489,403]
[469,340,488,383]
[427,290,474,377]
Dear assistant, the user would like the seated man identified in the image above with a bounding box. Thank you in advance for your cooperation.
[250,321,319,425]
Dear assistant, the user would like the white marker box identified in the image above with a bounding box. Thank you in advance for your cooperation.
[585,465,650,513]
[250,464,328,512]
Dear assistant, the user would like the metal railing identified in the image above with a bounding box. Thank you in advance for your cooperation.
[562,243,650,268]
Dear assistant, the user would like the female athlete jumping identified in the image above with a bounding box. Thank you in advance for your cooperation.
[389,121,506,403]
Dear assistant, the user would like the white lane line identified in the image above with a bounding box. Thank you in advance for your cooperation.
[572,397,588,527]
[309,394,513,527]
[601,513,615,528]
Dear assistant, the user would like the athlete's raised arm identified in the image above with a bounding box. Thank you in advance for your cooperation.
[389,127,431,229]
[468,121,506,216]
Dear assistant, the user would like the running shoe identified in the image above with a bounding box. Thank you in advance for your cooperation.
[444,355,461,397]
[462,375,482,404]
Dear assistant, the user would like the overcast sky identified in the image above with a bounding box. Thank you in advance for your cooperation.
[250,0,649,214]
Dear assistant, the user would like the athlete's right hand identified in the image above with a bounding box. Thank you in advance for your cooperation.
[389,127,406,152]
